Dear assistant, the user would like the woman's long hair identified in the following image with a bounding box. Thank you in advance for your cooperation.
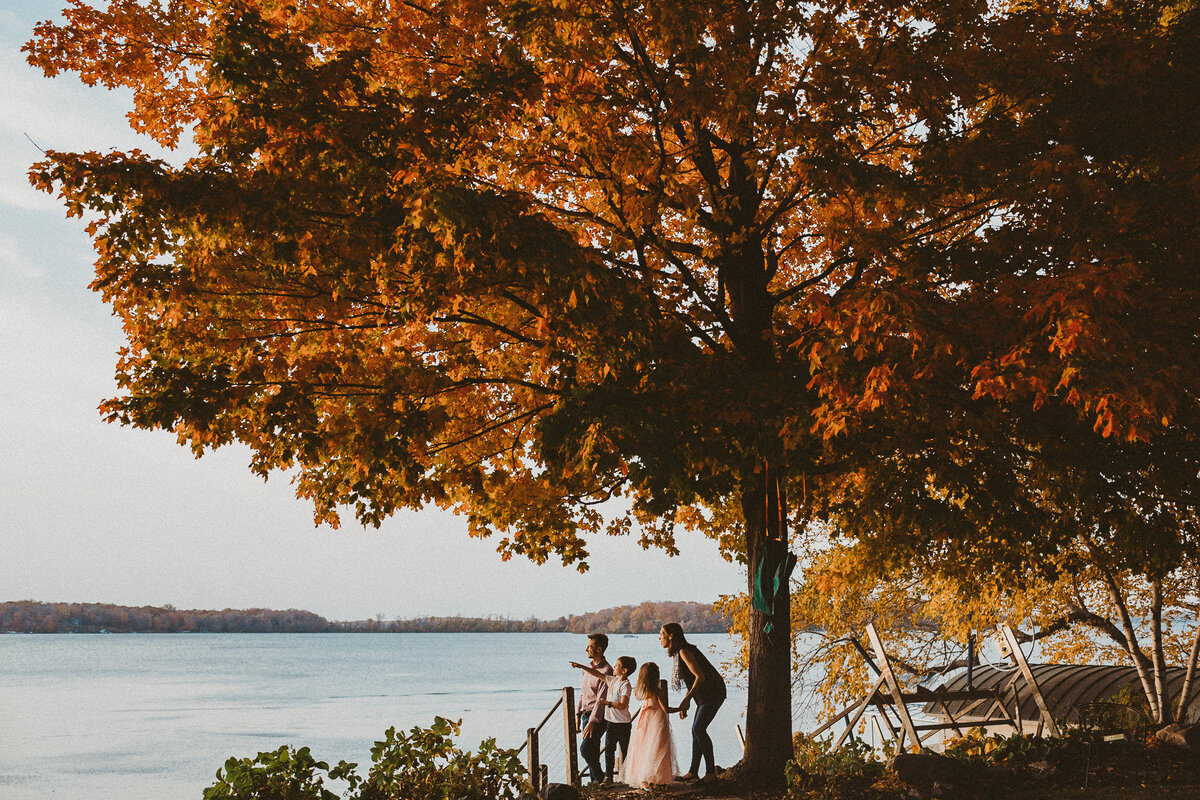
[661,622,686,656]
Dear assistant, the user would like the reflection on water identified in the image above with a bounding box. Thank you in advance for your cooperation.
[0,632,747,800]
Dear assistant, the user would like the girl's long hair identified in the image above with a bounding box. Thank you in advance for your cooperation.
[635,661,661,700]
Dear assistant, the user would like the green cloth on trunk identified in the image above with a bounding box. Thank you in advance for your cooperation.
[752,538,797,642]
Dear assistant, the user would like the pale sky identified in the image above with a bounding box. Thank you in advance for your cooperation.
[0,1,745,621]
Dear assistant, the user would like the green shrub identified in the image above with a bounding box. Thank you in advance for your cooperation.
[360,717,526,800]
[202,745,358,800]
[986,731,1054,763]
[203,717,526,800]
[787,733,887,800]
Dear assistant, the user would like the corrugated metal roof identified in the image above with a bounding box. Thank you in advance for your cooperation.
[926,664,1198,726]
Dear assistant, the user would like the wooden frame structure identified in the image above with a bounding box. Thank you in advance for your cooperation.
[808,623,1059,752]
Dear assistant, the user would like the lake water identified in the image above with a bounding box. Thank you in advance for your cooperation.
[0,633,755,799]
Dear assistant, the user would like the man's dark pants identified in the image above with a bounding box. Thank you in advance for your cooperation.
[579,711,608,783]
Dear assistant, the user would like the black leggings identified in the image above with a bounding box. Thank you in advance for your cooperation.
[688,694,725,777]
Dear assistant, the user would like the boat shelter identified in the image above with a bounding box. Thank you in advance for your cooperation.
[810,623,1200,752]
[927,662,1200,735]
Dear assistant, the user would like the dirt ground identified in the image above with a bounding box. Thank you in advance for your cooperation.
[581,779,773,800]
[584,784,1200,800]
[580,778,1200,800]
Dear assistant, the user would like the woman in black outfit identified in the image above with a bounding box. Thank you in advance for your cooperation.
[659,622,727,783]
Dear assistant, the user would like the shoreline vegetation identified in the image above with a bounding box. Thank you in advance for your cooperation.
[0,599,728,635]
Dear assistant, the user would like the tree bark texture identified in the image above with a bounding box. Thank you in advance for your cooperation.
[739,469,794,781]
[1095,551,1161,721]
[1176,610,1200,723]
[1151,580,1170,723]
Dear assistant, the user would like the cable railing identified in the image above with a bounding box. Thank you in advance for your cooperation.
[514,687,579,791]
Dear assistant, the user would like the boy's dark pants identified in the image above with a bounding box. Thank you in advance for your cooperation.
[604,721,631,780]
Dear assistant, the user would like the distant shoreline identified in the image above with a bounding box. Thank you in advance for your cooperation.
[0,600,730,635]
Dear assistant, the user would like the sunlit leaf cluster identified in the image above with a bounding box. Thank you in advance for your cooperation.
[25,0,1200,577]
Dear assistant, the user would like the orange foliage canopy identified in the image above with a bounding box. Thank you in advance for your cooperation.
[25,0,1200,776]
[24,0,1200,572]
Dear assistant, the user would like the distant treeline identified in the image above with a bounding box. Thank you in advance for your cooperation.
[0,600,727,634]
[0,601,329,634]
[334,601,729,634]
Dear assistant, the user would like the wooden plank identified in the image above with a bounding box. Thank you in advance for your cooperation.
[833,674,886,748]
[925,688,999,701]
[935,697,965,738]
[933,693,1021,736]
[876,704,901,744]
[527,727,539,792]
[562,686,579,786]
[910,720,1014,732]
[808,697,868,738]
[866,624,922,751]
[862,688,998,706]
[1000,624,1060,737]
[1011,682,1024,731]
[995,698,1022,733]
[955,694,999,719]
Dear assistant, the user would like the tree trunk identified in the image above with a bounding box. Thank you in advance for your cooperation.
[737,467,794,783]
[1176,608,1200,723]
[722,180,791,779]
[1150,580,1170,724]
[1097,563,1160,721]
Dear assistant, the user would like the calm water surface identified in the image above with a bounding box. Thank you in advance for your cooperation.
[0,633,748,799]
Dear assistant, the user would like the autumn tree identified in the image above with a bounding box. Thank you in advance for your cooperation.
[786,0,1200,729]
[26,0,1199,779]
[806,0,1200,578]
[725,415,1200,728]
[786,528,1200,728]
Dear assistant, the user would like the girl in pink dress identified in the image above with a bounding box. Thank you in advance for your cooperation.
[618,662,679,787]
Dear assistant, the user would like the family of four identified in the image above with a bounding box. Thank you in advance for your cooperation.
[569,623,727,788]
